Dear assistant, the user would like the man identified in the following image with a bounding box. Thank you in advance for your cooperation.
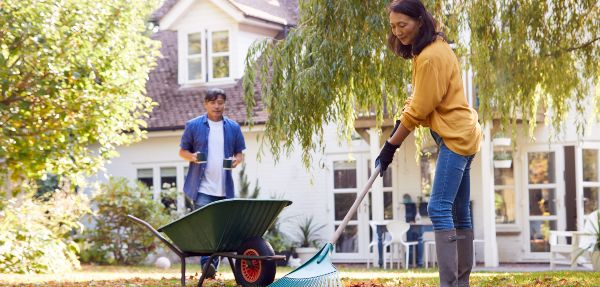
[179,88,245,277]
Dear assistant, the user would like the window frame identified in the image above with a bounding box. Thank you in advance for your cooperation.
[182,29,206,84]
[178,28,234,86]
[493,147,521,232]
[135,162,188,213]
[207,29,232,82]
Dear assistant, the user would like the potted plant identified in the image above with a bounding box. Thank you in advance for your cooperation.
[292,216,326,264]
[493,131,511,146]
[264,217,293,266]
[493,151,512,168]
[574,212,600,271]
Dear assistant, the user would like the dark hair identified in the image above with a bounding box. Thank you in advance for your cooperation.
[205,88,226,102]
[387,0,442,59]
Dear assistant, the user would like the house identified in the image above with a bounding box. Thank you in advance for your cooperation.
[98,0,600,267]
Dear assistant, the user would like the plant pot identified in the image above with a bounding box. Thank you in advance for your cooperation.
[493,160,512,168]
[295,247,318,264]
[592,250,600,271]
[274,250,292,267]
[493,137,511,146]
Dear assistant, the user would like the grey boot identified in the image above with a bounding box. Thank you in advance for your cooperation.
[456,229,474,287]
[435,229,458,287]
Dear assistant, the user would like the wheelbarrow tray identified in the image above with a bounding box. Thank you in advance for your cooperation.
[157,198,292,253]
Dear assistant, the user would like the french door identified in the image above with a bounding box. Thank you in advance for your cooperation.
[328,153,371,261]
[522,146,565,259]
[577,143,600,229]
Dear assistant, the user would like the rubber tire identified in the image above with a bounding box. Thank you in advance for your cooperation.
[234,237,276,287]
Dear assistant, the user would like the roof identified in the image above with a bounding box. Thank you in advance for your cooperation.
[145,30,269,130]
[145,0,299,130]
[151,0,298,26]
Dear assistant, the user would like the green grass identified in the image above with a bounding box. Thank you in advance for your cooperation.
[1,264,599,286]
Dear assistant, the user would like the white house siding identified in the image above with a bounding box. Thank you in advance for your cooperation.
[237,24,280,75]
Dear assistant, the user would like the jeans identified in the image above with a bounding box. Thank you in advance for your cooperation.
[427,132,475,231]
[194,192,226,267]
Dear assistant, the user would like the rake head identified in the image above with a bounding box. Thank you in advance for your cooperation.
[268,243,342,287]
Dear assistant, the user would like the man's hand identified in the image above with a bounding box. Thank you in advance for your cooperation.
[232,153,244,168]
[375,141,400,176]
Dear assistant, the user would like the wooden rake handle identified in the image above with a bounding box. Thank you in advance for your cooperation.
[330,165,381,244]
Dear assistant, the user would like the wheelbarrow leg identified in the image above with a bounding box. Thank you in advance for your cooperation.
[197,254,219,287]
[181,256,186,287]
[227,257,238,283]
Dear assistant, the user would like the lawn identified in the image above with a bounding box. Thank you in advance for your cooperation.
[1,264,599,287]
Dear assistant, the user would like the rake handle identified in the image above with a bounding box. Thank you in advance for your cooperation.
[330,165,381,244]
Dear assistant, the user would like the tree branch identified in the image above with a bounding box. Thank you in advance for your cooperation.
[549,37,600,57]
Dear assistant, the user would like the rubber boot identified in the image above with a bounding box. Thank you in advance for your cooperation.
[456,229,474,287]
[434,229,458,287]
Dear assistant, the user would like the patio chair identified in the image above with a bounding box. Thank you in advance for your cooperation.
[367,221,392,269]
[423,231,436,268]
[549,231,579,269]
[386,220,418,269]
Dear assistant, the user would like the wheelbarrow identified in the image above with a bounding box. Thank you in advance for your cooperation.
[127,198,292,287]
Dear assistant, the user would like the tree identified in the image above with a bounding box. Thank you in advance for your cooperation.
[243,0,599,166]
[0,0,161,189]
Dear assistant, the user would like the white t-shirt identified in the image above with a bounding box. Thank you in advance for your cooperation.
[199,119,225,197]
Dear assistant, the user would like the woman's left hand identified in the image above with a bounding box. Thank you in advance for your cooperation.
[375,141,400,176]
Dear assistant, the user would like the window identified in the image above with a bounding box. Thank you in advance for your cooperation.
[209,31,230,80]
[494,151,516,224]
[367,163,393,220]
[583,149,600,214]
[420,146,438,198]
[334,161,357,189]
[187,32,204,81]
[136,165,187,213]
[332,160,358,253]
[137,168,153,189]
[182,29,230,84]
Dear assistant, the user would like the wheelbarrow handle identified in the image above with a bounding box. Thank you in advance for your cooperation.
[330,165,381,244]
[126,214,184,257]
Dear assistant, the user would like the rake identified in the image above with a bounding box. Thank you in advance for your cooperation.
[269,166,381,287]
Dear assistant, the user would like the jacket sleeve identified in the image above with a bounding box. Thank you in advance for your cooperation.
[399,58,444,131]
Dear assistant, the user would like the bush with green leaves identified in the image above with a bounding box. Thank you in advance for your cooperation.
[79,177,172,265]
[0,191,90,274]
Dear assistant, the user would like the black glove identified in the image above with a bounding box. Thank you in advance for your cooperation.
[389,120,401,138]
[375,141,400,177]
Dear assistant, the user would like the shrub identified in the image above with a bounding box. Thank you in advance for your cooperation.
[0,191,90,274]
[79,177,172,265]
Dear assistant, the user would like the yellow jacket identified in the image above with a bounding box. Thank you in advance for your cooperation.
[399,37,481,156]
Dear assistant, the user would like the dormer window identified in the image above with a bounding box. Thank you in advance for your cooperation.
[180,29,231,85]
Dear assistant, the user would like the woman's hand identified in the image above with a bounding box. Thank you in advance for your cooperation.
[375,141,400,176]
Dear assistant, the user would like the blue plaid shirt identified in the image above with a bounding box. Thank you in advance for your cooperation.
[180,115,246,201]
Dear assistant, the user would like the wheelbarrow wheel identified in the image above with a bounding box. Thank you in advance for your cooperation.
[235,237,276,286]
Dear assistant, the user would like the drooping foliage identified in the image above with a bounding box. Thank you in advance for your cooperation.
[468,0,599,137]
[0,0,161,188]
[243,0,599,165]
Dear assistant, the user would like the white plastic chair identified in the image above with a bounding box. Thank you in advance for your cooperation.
[422,231,436,268]
[367,221,392,268]
[386,220,418,269]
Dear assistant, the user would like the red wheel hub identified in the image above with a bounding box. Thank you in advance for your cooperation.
[240,249,262,282]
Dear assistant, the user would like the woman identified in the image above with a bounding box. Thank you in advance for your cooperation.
[375,0,482,286]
